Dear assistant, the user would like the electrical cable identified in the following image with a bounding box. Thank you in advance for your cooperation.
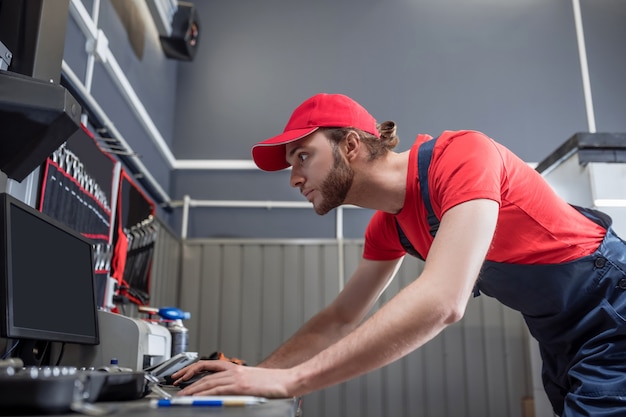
[55,343,66,366]
[1,339,20,360]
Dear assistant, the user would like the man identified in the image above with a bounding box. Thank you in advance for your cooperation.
[173,93,626,416]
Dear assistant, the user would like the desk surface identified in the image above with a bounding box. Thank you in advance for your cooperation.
[18,397,300,417]
[2,372,301,417]
[110,397,299,417]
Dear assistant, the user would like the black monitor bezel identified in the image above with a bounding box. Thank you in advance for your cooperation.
[0,192,100,345]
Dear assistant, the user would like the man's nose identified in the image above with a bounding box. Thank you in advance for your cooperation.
[290,168,303,188]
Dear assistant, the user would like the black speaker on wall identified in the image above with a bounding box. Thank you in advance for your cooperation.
[159,2,200,61]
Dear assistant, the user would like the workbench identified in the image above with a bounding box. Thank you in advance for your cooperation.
[17,397,301,417]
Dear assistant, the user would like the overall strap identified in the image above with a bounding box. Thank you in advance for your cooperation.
[417,138,439,237]
[396,222,423,260]
[395,136,439,261]
[397,135,481,297]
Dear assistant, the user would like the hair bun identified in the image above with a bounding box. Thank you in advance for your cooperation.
[377,121,397,139]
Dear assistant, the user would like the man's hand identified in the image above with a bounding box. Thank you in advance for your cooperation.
[171,360,294,398]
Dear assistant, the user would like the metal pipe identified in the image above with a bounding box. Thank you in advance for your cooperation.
[174,159,257,170]
[572,0,596,133]
[181,195,191,239]
[80,0,100,125]
[168,199,361,210]
[172,198,362,243]
[336,206,345,290]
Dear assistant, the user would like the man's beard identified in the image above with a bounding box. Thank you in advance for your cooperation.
[314,147,354,215]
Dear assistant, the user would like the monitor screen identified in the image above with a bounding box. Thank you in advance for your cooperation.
[0,192,99,345]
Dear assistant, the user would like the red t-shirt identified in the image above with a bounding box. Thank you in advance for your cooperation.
[363,130,605,264]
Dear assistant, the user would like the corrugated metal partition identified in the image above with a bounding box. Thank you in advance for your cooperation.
[180,239,532,417]
[147,219,182,312]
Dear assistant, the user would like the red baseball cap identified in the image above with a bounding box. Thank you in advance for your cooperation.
[251,93,380,171]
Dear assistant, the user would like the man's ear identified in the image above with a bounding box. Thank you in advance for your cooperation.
[344,130,361,161]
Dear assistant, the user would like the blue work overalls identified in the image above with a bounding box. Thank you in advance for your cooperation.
[397,137,626,416]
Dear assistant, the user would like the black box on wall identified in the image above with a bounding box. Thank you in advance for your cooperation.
[159,2,200,61]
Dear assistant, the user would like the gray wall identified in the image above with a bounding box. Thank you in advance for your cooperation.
[147,218,182,312]
[583,0,626,132]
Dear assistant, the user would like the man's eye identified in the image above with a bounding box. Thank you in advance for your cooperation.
[298,153,308,163]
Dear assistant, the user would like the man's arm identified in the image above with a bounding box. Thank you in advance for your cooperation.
[258,257,404,369]
[286,199,499,395]
[171,256,402,384]
[175,199,498,398]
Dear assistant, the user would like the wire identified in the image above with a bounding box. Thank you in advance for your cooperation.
[38,341,51,366]
[1,339,20,360]
[55,343,67,366]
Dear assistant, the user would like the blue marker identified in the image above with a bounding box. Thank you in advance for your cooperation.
[151,396,267,407]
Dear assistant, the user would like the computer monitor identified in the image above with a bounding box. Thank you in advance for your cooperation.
[0,192,100,354]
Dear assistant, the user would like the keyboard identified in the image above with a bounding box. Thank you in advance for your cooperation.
[0,366,147,415]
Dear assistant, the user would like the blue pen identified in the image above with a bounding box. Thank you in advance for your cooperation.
[151,396,267,407]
